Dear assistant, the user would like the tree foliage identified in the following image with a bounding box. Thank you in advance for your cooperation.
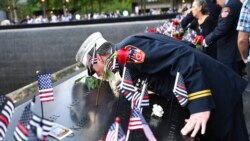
[0,0,18,11]
[1,0,180,20]
[13,0,134,17]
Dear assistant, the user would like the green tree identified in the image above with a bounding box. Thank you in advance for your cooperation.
[102,0,133,13]
[0,0,12,11]
[0,0,19,22]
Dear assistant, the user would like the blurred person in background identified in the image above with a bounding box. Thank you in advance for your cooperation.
[237,0,250,63]
[191,0,217,59]
[181,0,221,29]
[203,0,243,75]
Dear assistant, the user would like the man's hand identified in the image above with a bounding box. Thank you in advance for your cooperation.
[181,111,210,138]
[242,58,247,64]
[202,40,208,48]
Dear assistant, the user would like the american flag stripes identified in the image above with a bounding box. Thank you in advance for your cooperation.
[141,91,149,107]
[37,73,54,102]
[91,45,97,65]
[116,68,150,108]
[106,56,119,72]
[29,114,54,137]
[14,103,33,141]
[28,114,54,140]
[0,95,14,140]
[131,91,149,109]
[173,72,188,107]
[128,107,143,130]
[88,45,97,66]
[128,107,157,141]
[117,68,137,101]
[105,118,125,141]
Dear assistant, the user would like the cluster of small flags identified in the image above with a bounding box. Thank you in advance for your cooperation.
[105,107,157,141]
[0,95,14,140]
[0,68,189,141]
[0,72,55,141]
[13,101,54,141]
[106,68,157,141]
[117,68,149,107]
[117,67,137,101]
[105,117,125,141]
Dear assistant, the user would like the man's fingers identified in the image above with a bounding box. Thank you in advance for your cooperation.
[181,119,195,136]
[243,58,247,64]
[182,111,210,137]
[191,122,201,137]
[201,120,207,134]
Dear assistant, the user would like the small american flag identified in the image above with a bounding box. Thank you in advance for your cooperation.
[141,91,149,107]
[37,73,54,102]
[173,72,188,107]
[131,81,149,108]
[105,120,125,141]
[128,107,143,130]
[117,68,137,101]
[106,56,119,72]
[131,91,149,109]
[0,95,14,140]
[128,107,157,141]
[14,103,33,141]
[28,114,54,141]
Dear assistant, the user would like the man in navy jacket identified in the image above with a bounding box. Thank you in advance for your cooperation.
[76,32,249,140]
[204,0,243,75]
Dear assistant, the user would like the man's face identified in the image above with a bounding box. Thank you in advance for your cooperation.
[92,54,106,77]
[216,0,226,7]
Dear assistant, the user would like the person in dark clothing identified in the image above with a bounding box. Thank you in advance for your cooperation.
[181,0,221,29]
[191,0,217,59]
[203,0,244,75]
[76,32,249,140]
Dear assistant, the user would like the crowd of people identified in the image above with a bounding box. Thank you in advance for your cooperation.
[0,7,178,26]
[177,0,247,76]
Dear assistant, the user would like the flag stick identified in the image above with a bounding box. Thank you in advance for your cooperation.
[125,130,130,141]
[120,66,127,88]
[138,79,147,111]
[114,117,120,141]
[40,102,44,118]
[126,80,148,141]
[36,70,44,118]
[112,56,116,70]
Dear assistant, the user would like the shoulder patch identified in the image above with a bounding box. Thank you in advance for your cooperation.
[221,7,231,18]
[125,45,145,64]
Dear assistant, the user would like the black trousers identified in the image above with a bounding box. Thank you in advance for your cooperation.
[199,98,249,141]
[223,61,246,76]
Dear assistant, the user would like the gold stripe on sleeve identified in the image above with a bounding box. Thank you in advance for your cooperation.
[188,89,212,100]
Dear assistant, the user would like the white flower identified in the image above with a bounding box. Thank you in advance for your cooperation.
[151,104,164,118]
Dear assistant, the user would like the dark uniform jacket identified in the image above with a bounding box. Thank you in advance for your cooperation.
[205,0,242,63]
[115,32,247,138]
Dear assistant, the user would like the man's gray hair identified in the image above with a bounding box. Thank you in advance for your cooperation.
[96,42,114,56]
